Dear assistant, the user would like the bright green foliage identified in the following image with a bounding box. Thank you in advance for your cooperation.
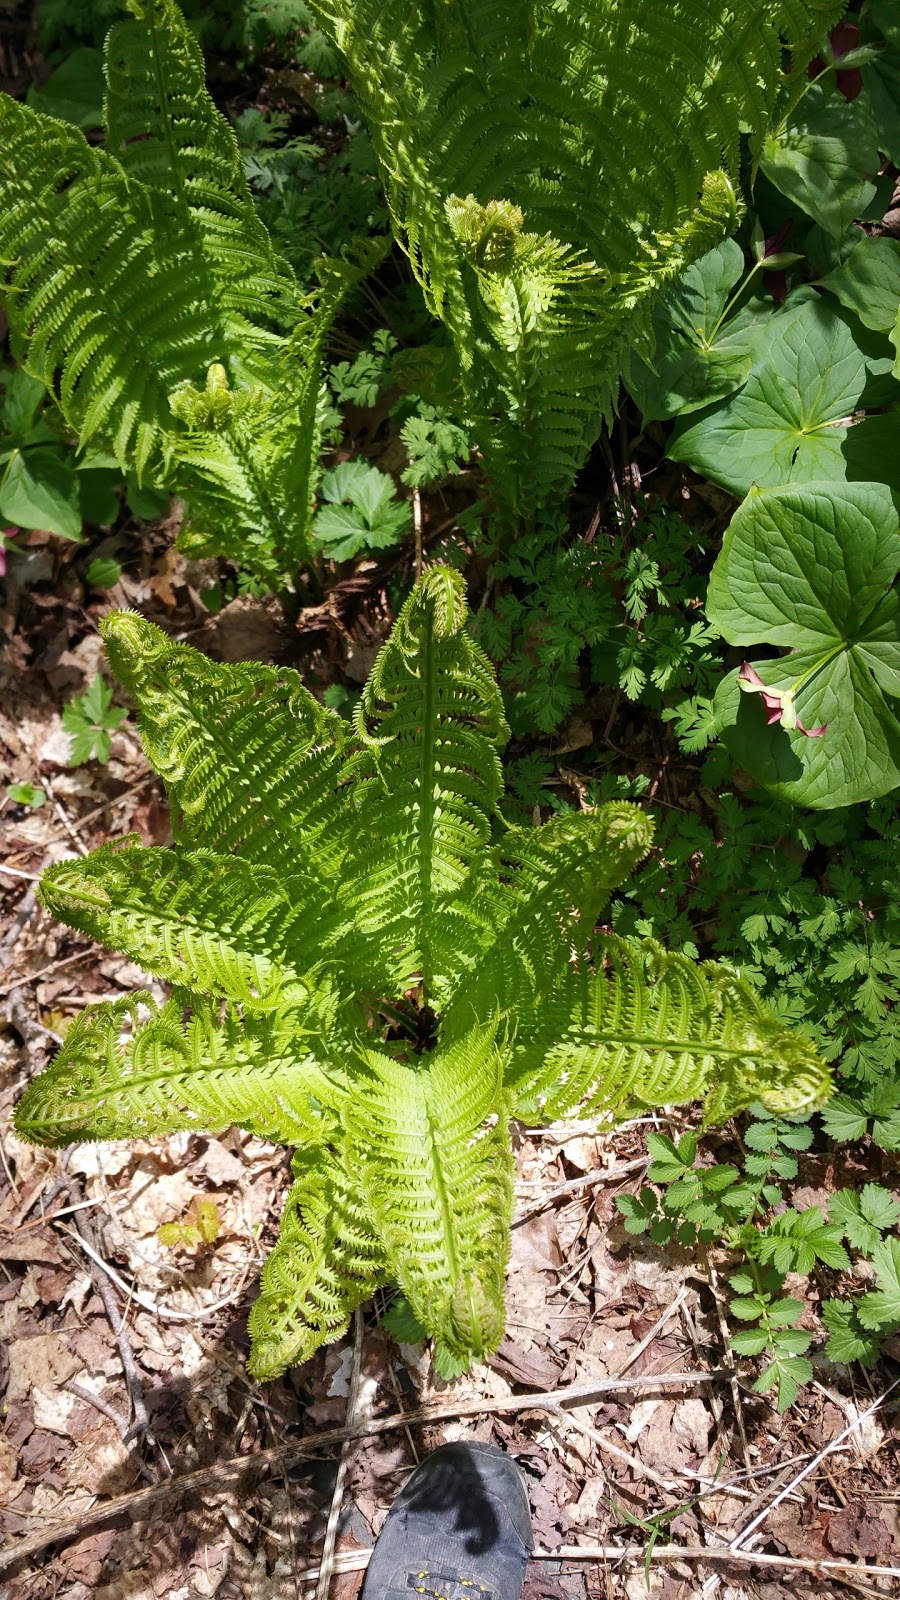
[669,298,900,498]
[312,460,411,561]
[619,1106,900,1408]
[15,568,831,1378]
[709,481,900,808]
[62,674,128,765]
[0,366,121,541]
[0,0,379,576]
[305,0,841,526]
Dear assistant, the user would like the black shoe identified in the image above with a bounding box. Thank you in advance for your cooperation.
[361,1442,532,1600]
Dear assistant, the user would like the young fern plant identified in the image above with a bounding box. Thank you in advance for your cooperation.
[0,0,380,577]
[14,569,832,1378]
[306,0,843,526]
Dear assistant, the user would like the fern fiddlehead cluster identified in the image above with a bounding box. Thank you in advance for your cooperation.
[305,0,843,526]
[0,0,380,575]
[15,568,832,1377]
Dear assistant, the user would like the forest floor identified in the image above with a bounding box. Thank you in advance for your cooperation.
[2,521,899,1600]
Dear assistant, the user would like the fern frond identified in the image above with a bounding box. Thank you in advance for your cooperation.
[0,0,375,568]
[100,613,351,877]
[308,0,843,523]
[346,1024,513,1359]
[339,568,509,993]
[507,935,833,1125]
[247,1145,385,1378]
[440,803,654,1022]
[12,993,346,1148]
[37,841,328,1004]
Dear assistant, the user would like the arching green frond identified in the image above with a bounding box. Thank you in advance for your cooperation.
[247,1146,385,1378]
[0,0,376,570]
[307,0,842,523]
[100,613,351,877]
[104,0,300,364]
[37,841,326,1004]
[12,993,346,1149]
[339,568,509,993]
[439,803,654,1022]
[17,570,833,1375]
[346,1025,513,1359]
[508,936,833,1126]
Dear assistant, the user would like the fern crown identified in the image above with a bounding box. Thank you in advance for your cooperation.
[305,0,844,524]
[15,569,832,1375]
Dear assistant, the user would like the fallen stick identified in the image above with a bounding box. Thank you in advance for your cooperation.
[0,1368,724,1575]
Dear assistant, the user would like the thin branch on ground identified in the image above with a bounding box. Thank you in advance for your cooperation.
[0,1367,728,1574]
[315,1308,367,1600]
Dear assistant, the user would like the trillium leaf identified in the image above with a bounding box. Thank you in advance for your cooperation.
[708,481,900,808]
[0,448,84,540]
[625,242,805,422]
[760,85,879,241]
[669,298,899,497]
[819,236,900,338]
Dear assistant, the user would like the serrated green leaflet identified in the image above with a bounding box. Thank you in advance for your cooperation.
[760,84,879,242]
[708,481,900,808]
[669,298,899,497]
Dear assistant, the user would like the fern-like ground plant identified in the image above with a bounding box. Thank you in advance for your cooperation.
[0,0,379,576]
[307,0,843,525]
[14,569,832,1377]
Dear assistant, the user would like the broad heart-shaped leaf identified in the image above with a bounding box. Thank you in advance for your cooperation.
[0,448,83,540]
[345,1023,513,1360]
[668,297,899,497]
[865,0,900,166]
[709,481,900,808]
[760,84,879,242]
[819,236,900,339]
[625,242,785,422]
[12,992,347,1149]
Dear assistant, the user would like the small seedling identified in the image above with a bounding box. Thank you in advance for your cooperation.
[6,782,47,808]
[312,459,411,561]
[62,674,127,765]
[157,1198,220,1248]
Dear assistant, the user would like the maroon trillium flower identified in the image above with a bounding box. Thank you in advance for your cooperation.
[737,661,828,739]
[808,22,863,102]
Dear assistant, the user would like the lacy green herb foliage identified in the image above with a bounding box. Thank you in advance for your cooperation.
[62,675,128,765]
[14,568,832,1378]
[311,461,412,562]
[622,1117,900,1404]
[303,0,841,526]
[619,1113,900,1408]
[477,508,717,737]
[0,0,379,577]
[707,481,900,808]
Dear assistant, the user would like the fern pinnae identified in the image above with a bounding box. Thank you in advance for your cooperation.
[17,570,833,1377]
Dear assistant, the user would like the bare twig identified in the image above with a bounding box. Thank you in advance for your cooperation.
[314,1310,368,1600]
[64,1205,156,1452]
[728,1374,900,1552]
[0,1368,726,1574]
[0,946,92,999]
[514,1156,648,1224]
[271,1542,900,1586]
[0,864,43,882]
[413,487,424,581]
[43,777,89,857]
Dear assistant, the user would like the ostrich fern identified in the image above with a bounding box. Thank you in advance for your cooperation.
[15,568,831,1376]
[305,0,843,524]
[0,0,379,574]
